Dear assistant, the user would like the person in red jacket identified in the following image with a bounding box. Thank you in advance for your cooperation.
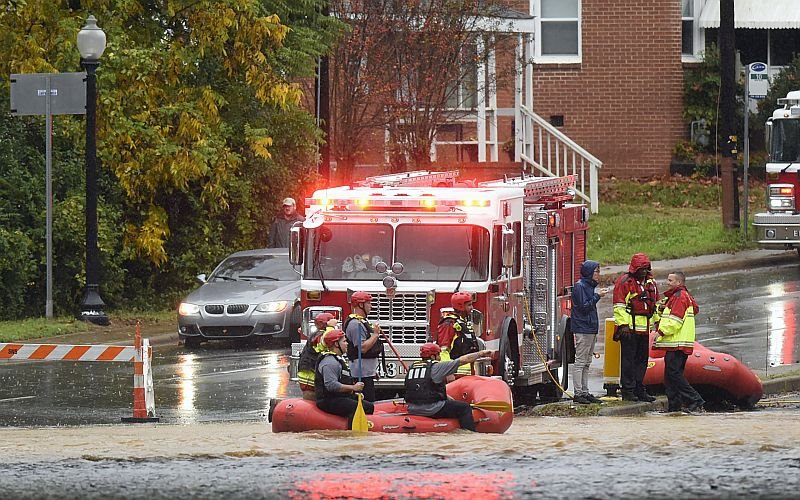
[652,271,705,413]
[613,253,659,402]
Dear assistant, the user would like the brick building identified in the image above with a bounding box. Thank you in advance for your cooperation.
[327,1,798,187]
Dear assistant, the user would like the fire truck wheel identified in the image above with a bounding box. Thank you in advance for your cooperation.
[497,318,519,384]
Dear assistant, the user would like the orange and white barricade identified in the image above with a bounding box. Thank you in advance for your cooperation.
[0,322,158,423]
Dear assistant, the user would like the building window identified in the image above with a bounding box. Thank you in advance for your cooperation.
[535,0,581,63]
[445,44,478,110]
[682,0,704,61]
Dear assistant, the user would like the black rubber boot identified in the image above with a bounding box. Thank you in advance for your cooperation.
[636,391,656,402]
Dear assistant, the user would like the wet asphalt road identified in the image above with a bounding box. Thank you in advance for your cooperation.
[2,265,800,498]
[1,263,800,426]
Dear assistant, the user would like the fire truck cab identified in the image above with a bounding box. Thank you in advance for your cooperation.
[754,90,800,252]
[288,170,588,402]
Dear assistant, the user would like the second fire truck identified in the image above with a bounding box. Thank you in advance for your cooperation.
[288,170,588,402]
[754,90,800,253]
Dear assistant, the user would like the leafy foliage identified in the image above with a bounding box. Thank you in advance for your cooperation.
[329,0,511,178]
[754,53,800,134]
[0,1,337,318]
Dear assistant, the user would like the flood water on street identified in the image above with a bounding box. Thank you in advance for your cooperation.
[1,411,799,498]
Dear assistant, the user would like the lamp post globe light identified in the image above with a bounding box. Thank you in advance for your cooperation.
[77,15,109,325]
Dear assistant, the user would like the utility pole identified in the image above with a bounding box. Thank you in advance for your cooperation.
[719,0,740,228]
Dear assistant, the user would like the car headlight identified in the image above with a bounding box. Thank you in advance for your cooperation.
[255,301,289,313]
[178,303,201,316]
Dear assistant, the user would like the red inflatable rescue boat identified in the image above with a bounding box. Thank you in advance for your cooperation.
[270,375,513,433]
[645,335,763,408]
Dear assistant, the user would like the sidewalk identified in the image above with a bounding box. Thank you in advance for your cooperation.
[599,248,797,284]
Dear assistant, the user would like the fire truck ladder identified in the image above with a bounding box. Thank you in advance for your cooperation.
[480,174,577,203]
[356,170,460,188]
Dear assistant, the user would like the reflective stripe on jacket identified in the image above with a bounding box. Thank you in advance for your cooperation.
[654,286,699,352]
[613,273,660,334]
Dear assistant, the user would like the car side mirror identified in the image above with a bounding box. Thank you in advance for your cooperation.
[196,273,207,284]
[289,224,304,266]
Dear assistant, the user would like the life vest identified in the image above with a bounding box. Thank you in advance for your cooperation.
[404,361,448,405]
[314,352,354,400]
[344,314,384,360]
[297,328,332,372]
[442,315,479,359]
[622,273,658,318]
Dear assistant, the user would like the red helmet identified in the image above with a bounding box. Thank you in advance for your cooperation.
[451,292,473,311]
[351,291,372,306]
[420,343,442,360]
[322,329,345,348]
[314,312,335,328]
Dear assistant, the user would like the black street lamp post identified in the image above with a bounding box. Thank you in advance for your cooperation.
[77,15,109,325]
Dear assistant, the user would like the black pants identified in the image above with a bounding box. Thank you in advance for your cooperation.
[360,376,376,402]
[620,333,650,395]
[433,400,476,432]
[664,350,704,410]
[317,395,375,427]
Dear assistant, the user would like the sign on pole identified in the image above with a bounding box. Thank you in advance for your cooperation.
[9,72,86,319]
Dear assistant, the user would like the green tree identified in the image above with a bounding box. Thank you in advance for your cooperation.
[0,1,338,316]
[755,54,800,134]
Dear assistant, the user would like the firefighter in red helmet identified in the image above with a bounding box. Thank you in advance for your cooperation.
[613,253,660,402]
[314,329,375,425]
[296,312,338,400]
[404,342,493,431]
[436,292,481,374]
[343,291,383,402]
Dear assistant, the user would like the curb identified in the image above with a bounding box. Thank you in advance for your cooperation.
[762,375,800,395]
[598,249,797,284]
[584,375,800,417]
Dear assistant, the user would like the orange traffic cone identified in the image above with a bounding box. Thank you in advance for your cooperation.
[122,321,159,423]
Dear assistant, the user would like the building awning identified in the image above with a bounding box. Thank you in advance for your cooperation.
[699,0,800,29]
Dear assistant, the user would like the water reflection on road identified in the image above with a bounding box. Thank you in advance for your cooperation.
[0,342,298,427]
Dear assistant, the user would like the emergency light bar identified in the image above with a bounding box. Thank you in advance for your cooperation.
[306,196,491,212]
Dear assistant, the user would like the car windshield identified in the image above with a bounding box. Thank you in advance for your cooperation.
[303,223,489,282]
[210,254,297,282]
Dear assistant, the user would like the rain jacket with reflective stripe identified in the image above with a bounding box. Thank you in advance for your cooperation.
[653,286,699,353]
[613,253,660,334]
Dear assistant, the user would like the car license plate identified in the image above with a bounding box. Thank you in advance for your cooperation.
[376,360,406,379]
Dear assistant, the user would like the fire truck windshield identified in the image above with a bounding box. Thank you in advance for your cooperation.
[396,225,489,281]
[771,119,800,162]
[303,223,489,282]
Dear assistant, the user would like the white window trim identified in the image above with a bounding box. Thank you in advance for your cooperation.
[682,0,705,63]
[533,0,582,64]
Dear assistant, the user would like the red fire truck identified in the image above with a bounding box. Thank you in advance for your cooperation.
[287,170,588,402]
[754,90,800,252]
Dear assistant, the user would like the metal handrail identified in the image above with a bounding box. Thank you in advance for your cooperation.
[516,105,603,213]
